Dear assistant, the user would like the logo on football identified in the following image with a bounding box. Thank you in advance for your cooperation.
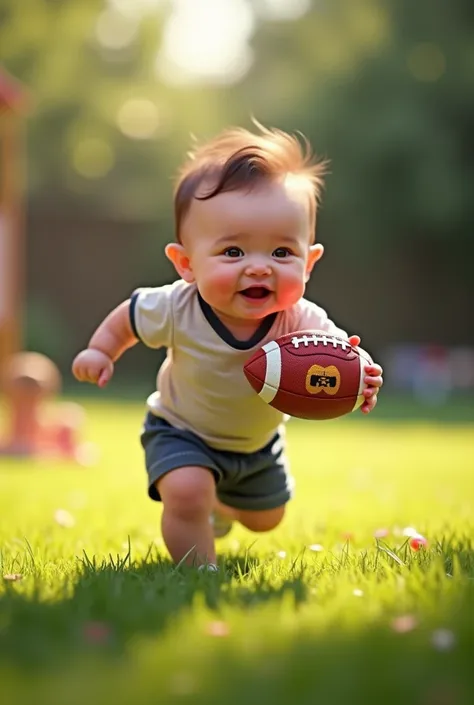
[243,331,372,420]
[305,364,341,395]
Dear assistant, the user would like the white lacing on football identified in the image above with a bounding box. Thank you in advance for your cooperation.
[290,334,348,350]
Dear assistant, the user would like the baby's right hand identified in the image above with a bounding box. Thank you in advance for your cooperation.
[72,349,114,388]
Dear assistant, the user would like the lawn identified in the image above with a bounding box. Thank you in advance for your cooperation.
[1,400,473,705]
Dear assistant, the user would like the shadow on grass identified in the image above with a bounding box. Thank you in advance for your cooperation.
[0,547,308,671]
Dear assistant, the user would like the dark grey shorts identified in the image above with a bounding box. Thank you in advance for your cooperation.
[140,413,294,511]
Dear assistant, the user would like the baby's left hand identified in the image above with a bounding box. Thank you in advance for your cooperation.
[348,335,384,415]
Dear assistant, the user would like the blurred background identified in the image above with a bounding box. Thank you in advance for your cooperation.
[1,0,473,414]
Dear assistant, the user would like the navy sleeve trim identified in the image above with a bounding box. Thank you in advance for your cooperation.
[129,290,141,341]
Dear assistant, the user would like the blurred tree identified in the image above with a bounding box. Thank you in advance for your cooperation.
[1,0,161,217]
[294,0,474,255]
[0,0,393,223]
[2,0,472,248]
[1,0,473,362]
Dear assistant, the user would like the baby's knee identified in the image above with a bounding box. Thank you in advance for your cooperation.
[157,466,216,518]
[237,505,286,533]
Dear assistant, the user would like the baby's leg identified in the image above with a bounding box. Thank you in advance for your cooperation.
[215,500,286,532]
[156,466,217,566]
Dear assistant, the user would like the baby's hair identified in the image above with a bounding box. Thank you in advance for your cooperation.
[174,122,328,242]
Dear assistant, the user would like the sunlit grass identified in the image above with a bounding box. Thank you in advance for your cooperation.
[1,401,473,705]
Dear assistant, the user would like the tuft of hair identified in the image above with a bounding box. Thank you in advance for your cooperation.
[174,122,328,241]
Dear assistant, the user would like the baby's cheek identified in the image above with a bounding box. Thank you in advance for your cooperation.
[201,267,235,295]
[282,267,306,295]
[277,283,305,310]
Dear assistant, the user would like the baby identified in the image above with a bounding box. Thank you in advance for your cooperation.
[72,124,383,568]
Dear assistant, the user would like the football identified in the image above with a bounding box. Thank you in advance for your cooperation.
[243,330,373,420]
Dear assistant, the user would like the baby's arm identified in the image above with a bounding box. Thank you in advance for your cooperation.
[72,300,137,387]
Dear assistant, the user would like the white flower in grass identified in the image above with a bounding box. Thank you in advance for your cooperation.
[402,526,419,537]
[353,589,364,597]
[54,509,75,528]
[431,629,456,652]
[276,550,286,559]
[308,544,324,552]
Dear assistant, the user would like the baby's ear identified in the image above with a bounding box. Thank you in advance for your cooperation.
[305,243,324,280]
[165,243,195,283]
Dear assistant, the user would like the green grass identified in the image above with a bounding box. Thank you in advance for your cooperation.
[1,400,473,705]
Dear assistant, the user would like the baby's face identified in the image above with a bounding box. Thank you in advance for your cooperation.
[172,178,323,324]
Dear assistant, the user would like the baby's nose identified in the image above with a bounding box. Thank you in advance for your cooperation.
[245,259,272,276]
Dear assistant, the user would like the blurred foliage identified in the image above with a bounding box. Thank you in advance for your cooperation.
[1,0,472,251]
[24,294,76,363]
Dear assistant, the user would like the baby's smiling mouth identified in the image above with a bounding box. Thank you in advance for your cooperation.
[239,286,272,300]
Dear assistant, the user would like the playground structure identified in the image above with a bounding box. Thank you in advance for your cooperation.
[0,68,25,372]
[0,68,93,463]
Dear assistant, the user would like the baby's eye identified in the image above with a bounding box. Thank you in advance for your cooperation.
[223,247,244,258]
[273,247,292,258]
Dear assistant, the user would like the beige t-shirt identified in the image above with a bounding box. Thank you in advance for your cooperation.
[131,279,347,453]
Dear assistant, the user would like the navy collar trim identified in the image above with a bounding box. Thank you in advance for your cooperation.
[197,292,277,350]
